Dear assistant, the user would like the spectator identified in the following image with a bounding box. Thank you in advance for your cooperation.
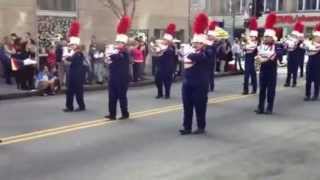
[10,33,18,44]
[47,46,57,72]
[80,44,93,84]
[0,42,11,84]
[93,48,105,84]
[55,39,64,86]
[232,39,243,72]
[23,53,37,90]
[35,66,59,96]
[217,39,233,73]
[149,37,158,76]
[12,39,29,90]
[3,36,16,57]
[26,38,37,58]
[132,38,144,82]
[140,38,148,78]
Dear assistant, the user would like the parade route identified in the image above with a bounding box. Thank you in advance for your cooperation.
[1,74,320,180]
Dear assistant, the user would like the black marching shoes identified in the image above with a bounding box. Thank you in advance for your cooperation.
[179,129,192,135]
[104,115,116,121]
[119,113,130,120]
[193,129,206,135]
[63,108,73,113]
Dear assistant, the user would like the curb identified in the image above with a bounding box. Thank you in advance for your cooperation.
[0,72,242,101]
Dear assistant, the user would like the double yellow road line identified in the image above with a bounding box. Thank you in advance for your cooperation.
[0,94,253,145]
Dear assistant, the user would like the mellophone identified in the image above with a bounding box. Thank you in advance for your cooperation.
[150,39,169,57]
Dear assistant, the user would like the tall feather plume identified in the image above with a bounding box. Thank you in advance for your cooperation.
[193,13,209,34]
[265,12,277,29]
[248,17,258,30]
[208,21,216,31]
[275,28,283,40]
[166,23,176,35]
[117,16,131,34]
[294,21,304,33]
[68,20,80,37]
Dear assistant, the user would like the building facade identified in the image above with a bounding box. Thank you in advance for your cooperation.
[0,0,189,50]
[206,0,320,38]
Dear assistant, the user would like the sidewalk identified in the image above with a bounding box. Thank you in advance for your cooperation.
[0,72,242,100]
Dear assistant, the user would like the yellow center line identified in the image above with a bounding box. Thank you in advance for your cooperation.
[0,83,304,146]
[0,94,244,145]
[0,94,240,142]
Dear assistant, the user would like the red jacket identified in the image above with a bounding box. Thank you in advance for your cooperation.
[47,51,56,66]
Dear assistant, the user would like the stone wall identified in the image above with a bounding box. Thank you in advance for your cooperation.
[0,0,37,38]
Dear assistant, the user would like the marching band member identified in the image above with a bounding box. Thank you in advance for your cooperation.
[206,20,217,92]
[104,16,131,120]
[242,17,258,95]
[152,23,176,99]
[255,12,278,115]
[304,23,320,101]
[63,20,86,112]
[179,13,209,135]
[284,21,304,88]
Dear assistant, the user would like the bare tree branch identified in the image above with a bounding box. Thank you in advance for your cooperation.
[121,0,128,16]
[98,0,122,19]
[130,0,136,20]
[99,0,138,20]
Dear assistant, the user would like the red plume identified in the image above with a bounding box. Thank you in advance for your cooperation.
[265,12,277,29]
[294,21,304,33]
[275,28,283,40]
[68,20,80,37]
[248,17,258,30]
[166,23,176,35]
[117,16,131,34]
[193,13,209,34]
[316,23,320,32]
[208,21,216,31]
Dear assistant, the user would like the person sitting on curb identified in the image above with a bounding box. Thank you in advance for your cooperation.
[35,66,59,96]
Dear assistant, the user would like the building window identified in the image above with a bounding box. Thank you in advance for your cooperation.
[37,0,76,12]
[306,0,317,9]
[264,0,284,12]
[298,0,304,10]
[298,0,319,10]
[227,0,249,14]
[265,0,277,11]
[233,0,242,14]
[278,0,284,11]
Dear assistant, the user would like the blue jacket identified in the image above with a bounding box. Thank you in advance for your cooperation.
[109,50,130,84]
[156,46,175,76]
[68,52,85,86]
[184,49,209,85]
[307,51,320,80]
[205,44,216,67]
[296,41,306,62]
[244,49,257,70]
[55,45,63,63]
[0,48,10,65]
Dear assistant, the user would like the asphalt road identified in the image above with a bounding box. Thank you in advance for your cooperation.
[1,71,320,180]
